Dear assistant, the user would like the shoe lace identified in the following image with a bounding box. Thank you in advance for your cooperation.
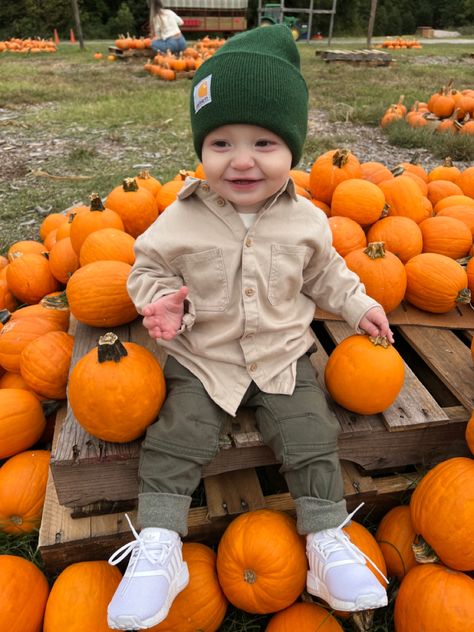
[313,502,389,585]
[108,514,172,569]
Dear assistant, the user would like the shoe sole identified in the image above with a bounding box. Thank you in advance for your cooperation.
[306,571,388,612]
[108,562,190,630]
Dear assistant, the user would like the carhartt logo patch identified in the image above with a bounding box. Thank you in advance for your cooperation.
[194,75,212,113]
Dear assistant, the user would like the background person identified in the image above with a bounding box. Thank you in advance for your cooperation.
[149,0,186,54]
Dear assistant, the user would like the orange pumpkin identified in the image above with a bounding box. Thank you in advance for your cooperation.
[20,330,74,399]
[9,292,70,331]
[344,242,407,313]
[0,389,46,459]
[0,554,49,632]
[68,332,166,442]
[0,449,50,534]
[7,240,47,260]
[105,177,159,237]
[375,505,418,581]
[69,193,124,255]
[394,564,474,632]
[289,169,310,191]
[309,149,362,206]
[426,179,464,207]
[324,334,405,415]
[410,456,474,571]
[216,509,307,614]
[433,194,474,213]
[456,165,474,198]
[428,157,461,183]
[343,520,387,585]
[136,170,162,197]
[265,601,343,631]
[0,316,63,373]
[150,543,228,632]
[378,175,429,224]
[436,205,474,238]
[39,212,68,241]
[0,371,44,400]
[0,277,17,312]
[366,216,423,263]
[6,253,60,304]
[360,161,393,185]
[43,561,122,632]
[404,253,470,313]
[331,178,386,225]
[398,159,428,182]
[48,236,80,284]
[419,215,472,259]
[328,216,367,258]
[155,179,186,213]
[79,227,136,267]
[66,260,137,327]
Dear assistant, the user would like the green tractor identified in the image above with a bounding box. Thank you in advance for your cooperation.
[260,3,307,40]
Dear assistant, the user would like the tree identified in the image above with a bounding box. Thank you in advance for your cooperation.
[106,2,135,38]
[367,0,377,47]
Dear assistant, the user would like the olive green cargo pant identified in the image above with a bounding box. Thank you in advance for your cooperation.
[138,354,347,535]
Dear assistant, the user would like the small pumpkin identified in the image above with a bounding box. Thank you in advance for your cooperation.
[105,177,159,238]
[150,543,228,632]
[419,215,472,259]
[309,149,362,206]
[375,505,418,581]
[324,334,405,415]
[0,554,49,632]
[328,216,367,258]
[135,170,162,197]
[79,227,135,267]
[48,236,80,284]
[394,564,474,632]
[0,449,50,534]
[0,316,63,373]
[68,332,166,442]
[456,165,474,198]
[331,178,386,226]
[216,509,307,614]
[69,193,125,256]
[344,242,407,313]
[6,252,60,305]
[155,179,186,213]
[404,253,470,313]
[410,456,474,571]
[43,561,122,632]
[366,216,423,263]
[0,389,46,459]
[265,602,343,631]
[378,175,429,224]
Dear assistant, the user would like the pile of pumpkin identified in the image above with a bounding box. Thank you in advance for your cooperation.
[0,38,57,54]
[114,35,152,51]
[377,37,422,49]
[1,151,474,630]
[144,41,224,80]
[381,84,474,133]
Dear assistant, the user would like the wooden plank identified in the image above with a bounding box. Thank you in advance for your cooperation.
[324,321,450,431]
[204,468,265,518]
[399,325,474,411]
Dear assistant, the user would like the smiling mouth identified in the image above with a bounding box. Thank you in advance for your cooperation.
[228,179,261,185]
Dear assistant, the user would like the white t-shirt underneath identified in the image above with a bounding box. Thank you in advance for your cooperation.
[238,212,258,228]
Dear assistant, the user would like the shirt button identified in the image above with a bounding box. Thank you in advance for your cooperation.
[245,238,252,247]
[201,182,210,192]
[216,198,225,207]
[245,288,255,297]
[249,363,257,372]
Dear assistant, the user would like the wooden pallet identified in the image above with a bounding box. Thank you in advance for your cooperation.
[38,456,418,575]
[49,318,472,514]
[317,49,392,66]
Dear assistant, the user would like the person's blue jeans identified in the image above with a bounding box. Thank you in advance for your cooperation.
[151,34,186,54]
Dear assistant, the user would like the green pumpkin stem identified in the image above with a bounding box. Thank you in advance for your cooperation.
[456,288,471,304]
[98,332,128,363]
[41,291,69,310]
[0,309,11,325]
[412,535,440,564]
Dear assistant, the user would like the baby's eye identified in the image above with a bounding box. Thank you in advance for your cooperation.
[255,139,275,148]
[212,140,229,148]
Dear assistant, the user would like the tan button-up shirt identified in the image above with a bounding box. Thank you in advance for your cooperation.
[127,177,379,416]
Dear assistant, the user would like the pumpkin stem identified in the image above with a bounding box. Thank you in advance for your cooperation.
[456,288,471,304]
[98,332,128,363]
[368,335,390,348]
[412,535,440,564]
[351,609,375,632]
[89,192,106,212]
[138,170,152,180]
[442,156,454,167]
[243,568,257,584]
[409,152,421,166]
[332,149,350,169]
[40,291,69,310]
[0,309,11,325]
[391,165,405,178]
[41,399,63,417]
[122,177,139,192]
[364,242,386,260]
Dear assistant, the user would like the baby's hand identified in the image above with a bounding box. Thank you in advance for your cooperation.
[359,306,394,344]
[142,286,189,340]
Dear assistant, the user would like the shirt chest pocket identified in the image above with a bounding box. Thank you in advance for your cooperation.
[172,248,229,312]
[268,243,311,306]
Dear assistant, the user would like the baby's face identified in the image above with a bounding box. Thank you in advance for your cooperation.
[201,124,292,214]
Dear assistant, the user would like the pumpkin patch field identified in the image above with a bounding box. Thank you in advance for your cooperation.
[1,39,474,631]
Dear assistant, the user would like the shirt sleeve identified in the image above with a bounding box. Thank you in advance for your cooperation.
[302,212,380,331]
[171,10,184,27]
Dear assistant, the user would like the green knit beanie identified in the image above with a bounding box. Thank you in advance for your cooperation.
[190,24,308,168]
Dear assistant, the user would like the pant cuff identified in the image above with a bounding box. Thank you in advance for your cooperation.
[137,492,192,536]
[294,496,348,534]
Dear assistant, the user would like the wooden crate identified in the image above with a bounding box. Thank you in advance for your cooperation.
[38,456,418,575]
[317,49,392,66]
[49,317,472,514]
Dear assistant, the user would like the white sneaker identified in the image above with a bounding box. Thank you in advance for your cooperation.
[306,504,388,612]
[107,515,189,630]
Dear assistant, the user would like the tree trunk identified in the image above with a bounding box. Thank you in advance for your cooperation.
[367,0,378,48]
[71,0,85,51]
